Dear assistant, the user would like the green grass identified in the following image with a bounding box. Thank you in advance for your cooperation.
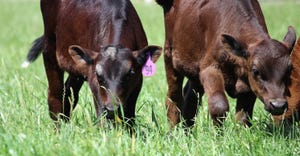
[1,0,300,155]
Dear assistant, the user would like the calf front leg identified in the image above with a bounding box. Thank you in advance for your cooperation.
[235,92,256,127]
[182,80,204,127]
[234,80,256,126]
[200,66,229,126]
[164,54,184,127]
[123,82,142,127]
[63,75,84,120]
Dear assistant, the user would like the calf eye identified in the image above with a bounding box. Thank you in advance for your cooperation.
[123,68,135,83]
[129,68,135,75]
[97,75,106,84]
[287,65,293,74]
[252,67,260,77]
[284,65,293,79]
[284,65,293,85]
[251,66,266,81]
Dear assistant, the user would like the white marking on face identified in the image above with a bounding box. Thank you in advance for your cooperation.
[96,64,103,75]
[104,47,117,59]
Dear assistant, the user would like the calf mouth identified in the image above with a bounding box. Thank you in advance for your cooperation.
[268,108,287,116]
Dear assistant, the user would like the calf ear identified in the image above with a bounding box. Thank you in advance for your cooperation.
[69,45,98,75]
[134,45,162,65]
[222,34,249,58]
[283,26,296,52]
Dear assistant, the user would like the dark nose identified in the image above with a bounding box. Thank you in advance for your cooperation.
[105,105,117,112]
[269,99,288,115]
[102,104,120,119]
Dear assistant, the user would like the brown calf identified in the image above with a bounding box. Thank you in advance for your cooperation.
[156,0,296,127]
[273,38,300,124]
[24,0,162,125]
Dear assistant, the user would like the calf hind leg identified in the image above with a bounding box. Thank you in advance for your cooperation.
[42,36,65,121]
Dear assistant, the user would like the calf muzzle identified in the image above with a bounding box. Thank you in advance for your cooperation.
[268,99,288,115]
[102,104,120,119]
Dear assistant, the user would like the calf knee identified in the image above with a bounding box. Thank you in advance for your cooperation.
[208,92,229,123]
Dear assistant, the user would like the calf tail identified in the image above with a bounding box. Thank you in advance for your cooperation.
[21,36,43,68]
[155,0,173,12]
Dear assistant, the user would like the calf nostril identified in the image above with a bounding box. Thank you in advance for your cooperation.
[269,101,275,108]
[270,101,288,110]
[282,102,288,110]
[268,99,288,115]
[104,104,120,112]
[105,105,115,112]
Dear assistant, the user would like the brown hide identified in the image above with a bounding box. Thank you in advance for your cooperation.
[27,0,162,125]
[273,38,300,123]
[157,0,296,127]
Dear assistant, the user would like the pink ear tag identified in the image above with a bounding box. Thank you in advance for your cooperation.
[142,53,156,77]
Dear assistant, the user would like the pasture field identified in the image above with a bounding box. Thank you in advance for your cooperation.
[1,0,300,155]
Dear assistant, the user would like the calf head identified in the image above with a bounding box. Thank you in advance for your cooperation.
[68,45,162,118]
[222,26,296,115]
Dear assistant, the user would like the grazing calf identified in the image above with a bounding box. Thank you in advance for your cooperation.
[156,0,296,127]
[24,0,162,125]
[273,38,300,124]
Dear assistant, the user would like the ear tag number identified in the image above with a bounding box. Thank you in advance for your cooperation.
[142,53,156,77]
